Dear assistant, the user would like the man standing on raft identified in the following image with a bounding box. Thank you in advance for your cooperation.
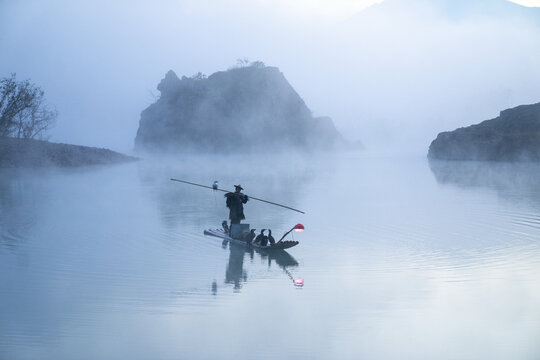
[225,185,249,227]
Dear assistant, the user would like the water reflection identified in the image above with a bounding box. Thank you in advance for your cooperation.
[0,170,40,251]
[221,240,299,292]
[429,159,540,201]
[2,156,540,359]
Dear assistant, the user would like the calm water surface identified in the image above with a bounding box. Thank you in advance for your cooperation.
[1,153,540,360]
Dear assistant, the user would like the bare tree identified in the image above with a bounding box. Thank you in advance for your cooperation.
[0,73,57,139]
[236,58,250,68]
[250,60,265,68]
[190,72,207,80]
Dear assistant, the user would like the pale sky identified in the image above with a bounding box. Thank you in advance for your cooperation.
[256,0,384,21]
[508,0,540,6]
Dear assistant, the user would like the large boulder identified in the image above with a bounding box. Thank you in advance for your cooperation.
[134,65,348,153]
[428,102,540,161]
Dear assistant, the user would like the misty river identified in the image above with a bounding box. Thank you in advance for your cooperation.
[1,152,540,360]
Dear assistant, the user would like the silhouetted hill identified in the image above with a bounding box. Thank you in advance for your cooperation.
[428,102,540,161]
[134,65,349,153]
[0,137,136,167]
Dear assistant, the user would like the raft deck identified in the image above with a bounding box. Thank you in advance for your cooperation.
[204,229,299,250]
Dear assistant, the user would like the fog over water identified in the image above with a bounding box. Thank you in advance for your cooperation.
[2,1,540,359]
[2,153,540,359]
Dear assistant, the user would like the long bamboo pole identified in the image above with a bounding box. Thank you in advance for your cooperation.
[169,178,305,214]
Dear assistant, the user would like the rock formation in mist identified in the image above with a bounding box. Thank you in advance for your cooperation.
[428,102,540,161]
[134,65,348,153]
[0,137,136,167]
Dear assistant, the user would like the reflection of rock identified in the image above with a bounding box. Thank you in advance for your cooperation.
[0,170,38,250]
[428,159,540,200]
[135,65,350,153]
[428,102,540,161]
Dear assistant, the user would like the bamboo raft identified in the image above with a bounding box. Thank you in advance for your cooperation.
[204,228,299,250]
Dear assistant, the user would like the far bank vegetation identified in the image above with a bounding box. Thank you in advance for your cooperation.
[0,73,57,140]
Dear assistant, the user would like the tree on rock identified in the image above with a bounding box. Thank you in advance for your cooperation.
[0,73,57,139]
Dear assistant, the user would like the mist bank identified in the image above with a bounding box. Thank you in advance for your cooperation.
[428,101,540,162]
[134,65,353,154]
[0,137,136,168]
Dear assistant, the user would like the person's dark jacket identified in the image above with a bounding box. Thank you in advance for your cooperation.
[225,192,248,222]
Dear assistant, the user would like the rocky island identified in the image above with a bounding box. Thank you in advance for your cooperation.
[0,137,136,167]
[134,64,348,153]
[428,102,540,161]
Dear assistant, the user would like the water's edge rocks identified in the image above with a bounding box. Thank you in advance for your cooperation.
[0,137,137,167]
[428,102,540,161]
[135,65,351,153]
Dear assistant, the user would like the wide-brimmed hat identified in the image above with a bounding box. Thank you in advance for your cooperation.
[234,184,243,190]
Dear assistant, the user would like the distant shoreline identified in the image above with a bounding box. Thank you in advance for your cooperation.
[428,101,540,162]
[0,137,137,168]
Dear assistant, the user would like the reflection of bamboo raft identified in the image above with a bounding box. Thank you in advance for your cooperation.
[204,229,299,250]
